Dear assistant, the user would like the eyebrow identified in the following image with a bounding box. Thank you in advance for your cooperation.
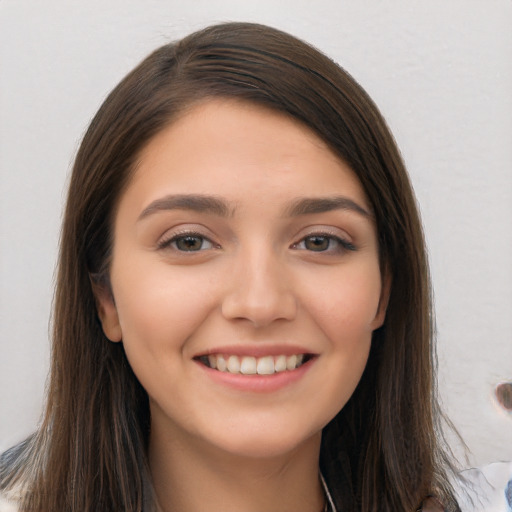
[285,196,372,218]
[137,193,372,221]
[138,194,232,220]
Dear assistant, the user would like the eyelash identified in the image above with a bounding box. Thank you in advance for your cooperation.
[158,230,356,254]
[157,231,218,252]
[291,232,356,253]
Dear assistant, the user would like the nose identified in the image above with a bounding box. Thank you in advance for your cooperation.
[221,245,298,328]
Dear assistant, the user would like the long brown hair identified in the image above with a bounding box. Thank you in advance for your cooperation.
[1,22,460,511]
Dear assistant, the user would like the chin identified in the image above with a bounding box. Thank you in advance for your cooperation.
[204,423,323,460]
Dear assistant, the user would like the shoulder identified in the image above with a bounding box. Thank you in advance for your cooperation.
[419,496,445,511]
[0,437,35,512]
[454,461,512,512]
[0,491,19,512]
[1,448,25,512]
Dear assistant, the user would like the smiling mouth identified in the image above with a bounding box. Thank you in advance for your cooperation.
[196,354,313,375]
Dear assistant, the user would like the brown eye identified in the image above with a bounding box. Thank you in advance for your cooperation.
[304,235,331,251]
[176,235,204,251]
[160,233,215,252]
[292,233,356,253]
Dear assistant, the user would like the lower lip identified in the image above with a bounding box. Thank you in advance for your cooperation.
[195,357,315,393]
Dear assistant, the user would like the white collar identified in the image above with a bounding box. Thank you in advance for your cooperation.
[320,472,337,512]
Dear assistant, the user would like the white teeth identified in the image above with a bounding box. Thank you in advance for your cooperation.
[256,356,275,375]
[227,355,240,373]
[286,354,297,370]
[216,355,227,372]
[203,354,307,375]
[274,355,287,372]
[240,356,257,375]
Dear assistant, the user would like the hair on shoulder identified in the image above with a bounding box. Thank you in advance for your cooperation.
[1,22,461,512]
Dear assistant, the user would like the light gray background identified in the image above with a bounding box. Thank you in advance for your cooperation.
[1,1,511,468]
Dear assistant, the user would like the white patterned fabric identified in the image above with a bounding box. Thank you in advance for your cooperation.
[455,462,512,512]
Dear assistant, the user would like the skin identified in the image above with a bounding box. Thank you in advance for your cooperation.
[95,100,389,512]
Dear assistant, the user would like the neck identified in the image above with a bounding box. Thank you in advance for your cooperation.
[149,419,325,512]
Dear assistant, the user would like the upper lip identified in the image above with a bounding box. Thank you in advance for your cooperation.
[193,344,315,359]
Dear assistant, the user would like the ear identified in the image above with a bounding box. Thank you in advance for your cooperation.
[90,275,122,342]
[371,271,392,330]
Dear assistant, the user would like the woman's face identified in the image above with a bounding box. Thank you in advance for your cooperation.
[96,100,388,458]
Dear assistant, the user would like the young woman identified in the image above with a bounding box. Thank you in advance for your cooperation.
[0,22,461,511]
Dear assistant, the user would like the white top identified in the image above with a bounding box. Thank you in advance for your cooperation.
[1,462,511,512]
[0,494,18,512]
[454,461,512,512]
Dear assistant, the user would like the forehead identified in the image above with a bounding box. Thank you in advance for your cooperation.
[122,99,370,213]
[137,98,338,166]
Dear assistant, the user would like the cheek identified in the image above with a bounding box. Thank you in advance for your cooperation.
[293,264,381,412]
[111,260,220,355]
[297,262,383,340]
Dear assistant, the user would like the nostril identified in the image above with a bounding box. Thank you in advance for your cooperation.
[495,382,512,412]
